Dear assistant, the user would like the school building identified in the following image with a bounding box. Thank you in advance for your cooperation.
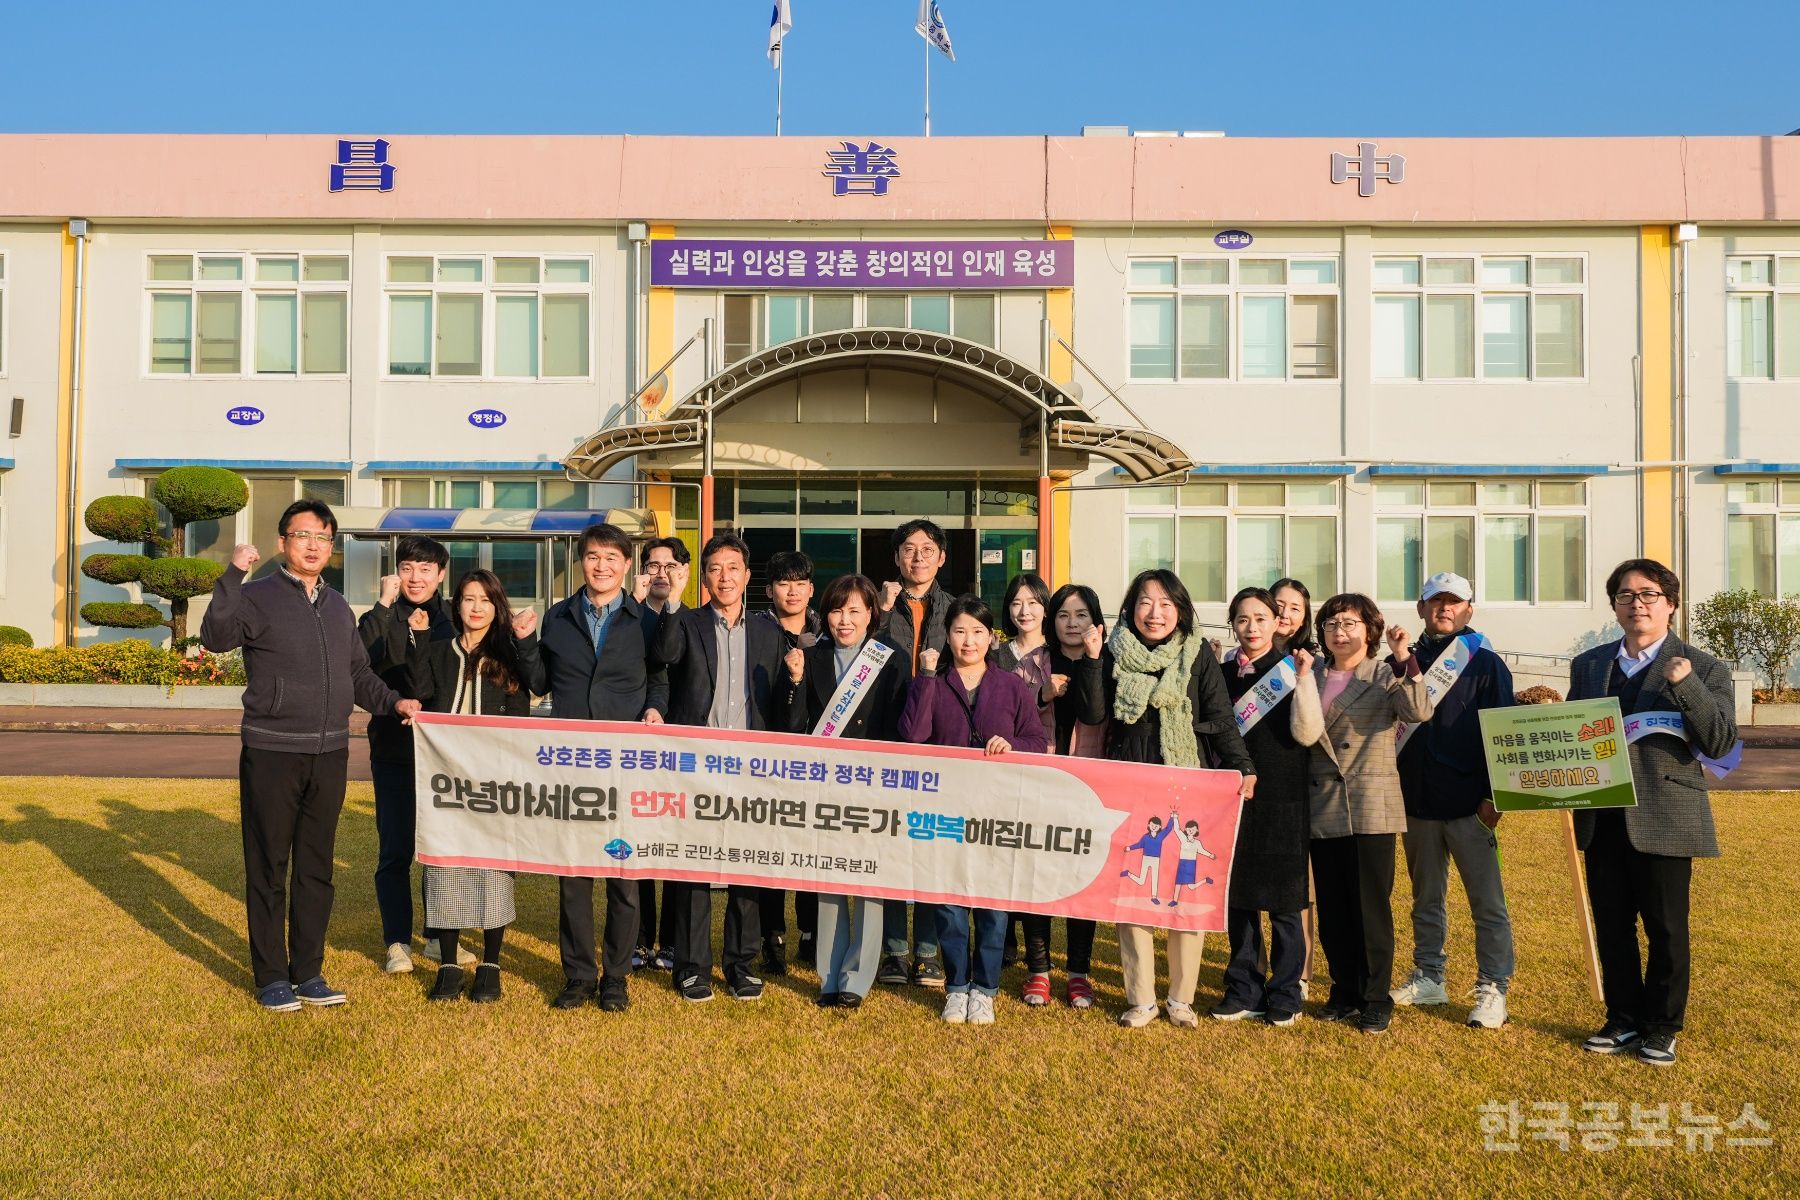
[1,131,1798,653]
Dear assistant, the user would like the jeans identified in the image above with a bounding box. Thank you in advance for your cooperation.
[935,905,1006,995]
[883,900,940,960]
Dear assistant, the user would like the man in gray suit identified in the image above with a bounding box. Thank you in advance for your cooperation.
[1568,558,1737,1068]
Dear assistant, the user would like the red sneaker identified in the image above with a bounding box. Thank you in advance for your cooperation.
[1021,973,1052,1006]
[1066,975,1095,1009]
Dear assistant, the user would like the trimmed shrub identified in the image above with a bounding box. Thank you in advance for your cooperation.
[84,494,161,545]
[154,466,250,526]
[81,553,152,586]
[79,601,165,630]
[0,625,33,648]
[0,639,184,687]
[138,556,225,602]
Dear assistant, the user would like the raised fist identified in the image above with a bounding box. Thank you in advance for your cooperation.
[408,607,431,632]
[1667,656,1692,684]
[881,580,902,613]
[231,544,261,572]
[1293,647,1315,676]
[785,647,806,683]
[1386,624,1413,662]
[918,647,940,675]
[632,572,652,603]
[1082,623,1104,660]
[378,574,401,606]
[511,607,538,639]
[1046,673,1070,700]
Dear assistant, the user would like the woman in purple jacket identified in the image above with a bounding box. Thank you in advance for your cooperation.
[898,594,1049,1027]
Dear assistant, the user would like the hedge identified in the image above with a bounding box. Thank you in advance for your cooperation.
[0,640,245,687]
[0,626,33,648]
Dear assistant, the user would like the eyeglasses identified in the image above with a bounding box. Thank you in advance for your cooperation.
[1612,589,1667,607]
[898,546,940,560]
[642,562,676,575]
[1320,619,1364,633]
[283,531,335,546]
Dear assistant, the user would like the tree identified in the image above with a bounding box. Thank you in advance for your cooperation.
[1748,595,1800,697]
[80,466,249,645]
[1691,589,1761,672]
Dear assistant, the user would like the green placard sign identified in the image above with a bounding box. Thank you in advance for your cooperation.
[1479,697,1638,812]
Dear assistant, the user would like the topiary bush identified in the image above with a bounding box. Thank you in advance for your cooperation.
[81,553,154,586]
[138,557,225,602]
[81,468,249,645]
[84,495,160,545]
[153,466,250,532]
[0,625,33,648]
[79,601,166,629]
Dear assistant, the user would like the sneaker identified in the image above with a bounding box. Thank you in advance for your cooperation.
[383,942,414,975]
[631,946,649,971]
[1635,1032,1678,1067]
[420,940,477,967]
[294,976,347,1007]
[651,948,675,972]
[1209,999,1267,1022]
[876,955,911,986]
[835,992,863,1010]
[1467,982,1508,1029]
[1356,1008,1392,1035]
[428,966,466,1002]
[256,981,301,1013]
[1582,1020,1642,1055]
[1021,974,1052,1007]
[1166,1000,1199,1029]
[816,991,844,1008]
[1118,1004,1159,1029]
[551,979,596,1010]
[729,972,765,1002]
[677,974,715,1004]
[598,977,630,1013]
[1318,1002,1362,1024]
[966,992,996,1026]
[469,964,502,1004]
[911,958,947,989]
[1264,1009,1302,1027]
[941,992,970,1024]
[1391,969,1449,1007]
[761,935,788,978]
[1066,975,1095,1010]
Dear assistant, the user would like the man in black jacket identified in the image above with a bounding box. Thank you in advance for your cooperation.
[200,500,419,1013]
[522,522,670,1013]
[752,548,821,975]
[652,532,786,1002]
[1388,572,1516,1031]
[628,535,691,972]
[357,535,455,976]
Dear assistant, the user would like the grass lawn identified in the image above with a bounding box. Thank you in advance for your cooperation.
[0,777,1794,1198]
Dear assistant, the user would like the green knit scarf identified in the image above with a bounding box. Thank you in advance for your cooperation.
[1109,623,1203,768]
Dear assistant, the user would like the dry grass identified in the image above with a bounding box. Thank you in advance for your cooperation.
[0,778,1795,1198]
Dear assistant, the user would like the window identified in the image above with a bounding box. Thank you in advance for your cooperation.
[379,476,594,604]
[1125,480,1340,602]
[1127,256,1339,381]
[1372,255,1585,381]
[1726,255,1800,379]
[243,476,348,591]
[385,254,592,379]
[1726,476,1800,595]
[145,253,349,376]
[721,292,1000,364]
[1375,478,1588,604]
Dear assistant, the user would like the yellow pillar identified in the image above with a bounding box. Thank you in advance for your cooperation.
[1639,226,1675,564]
[1044,226,1075,589]
[646,224,677,415]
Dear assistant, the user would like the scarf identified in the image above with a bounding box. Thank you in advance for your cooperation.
[1109,623,1202,768]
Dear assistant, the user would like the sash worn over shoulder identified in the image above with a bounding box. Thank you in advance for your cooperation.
[1623,710,1743,779]
[813,641,896,738]
[1395,632,1490,752]
[1232,655,1299,737]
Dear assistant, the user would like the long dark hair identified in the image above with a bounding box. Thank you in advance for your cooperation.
[1000,572,1052,638]
[451,569,524,695]
[1270,577,1317,655]
[1049,583,1106,652]
[1119,568,1195,641]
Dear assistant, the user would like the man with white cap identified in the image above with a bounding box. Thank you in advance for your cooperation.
[1387,572,1517,1029]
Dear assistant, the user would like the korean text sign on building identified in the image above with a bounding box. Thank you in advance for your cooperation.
[1478,698,1638,812]
[650,239,1074,290]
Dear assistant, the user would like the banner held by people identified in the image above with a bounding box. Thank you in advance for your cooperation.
[413,712,1244,933]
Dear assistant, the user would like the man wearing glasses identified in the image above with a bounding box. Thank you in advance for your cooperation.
[1569,558,1737,1067]
[629,536,692,973]
[201,500,420,1013]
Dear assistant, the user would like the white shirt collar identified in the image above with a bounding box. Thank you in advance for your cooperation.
[1615,634,1669,679]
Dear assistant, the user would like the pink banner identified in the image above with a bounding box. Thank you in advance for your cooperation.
[413,713,1244,932]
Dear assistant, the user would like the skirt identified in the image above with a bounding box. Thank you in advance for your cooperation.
[424,865,516,930]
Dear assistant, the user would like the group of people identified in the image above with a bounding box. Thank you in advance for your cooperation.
[201,498,1736,1067]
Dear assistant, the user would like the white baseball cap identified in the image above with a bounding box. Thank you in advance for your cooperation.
[1421,572,1473,603]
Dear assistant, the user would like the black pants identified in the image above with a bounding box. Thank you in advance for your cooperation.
[559,877,640,984]
[238,746,350,989]
[1309,833,1397,1015]
[1585,810,1694,1036]
[636,879,679,950]
[671,882,760,984]
[756,888,817,942]
[369,757,440,948]
[1022,915,1096,975]
[1222,906,1307,1015]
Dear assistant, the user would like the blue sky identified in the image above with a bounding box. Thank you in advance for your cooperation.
[2,0,1795,137]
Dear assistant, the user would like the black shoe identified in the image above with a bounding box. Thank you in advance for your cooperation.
[729,972,766,1002]
[876,955,911,986]
[598,976,630,1013]
[469,964,502,1004]
[1635,1032,1677,1067]
[911,957,946,989]
[428,966,466,1002]
[761,935,788,977]
[1209,999,1267,1022]
[1357,1008,1392,1035]
[835,992,864,1010]
[816,991,843,1008]
[551,979,597,1010]
[1582,1020,1643,1055]
[1318,1002,1362,1024]
[676,973,715,1004]
[796,933,815,966]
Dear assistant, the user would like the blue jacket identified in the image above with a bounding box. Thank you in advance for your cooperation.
[1393,628,1514,820]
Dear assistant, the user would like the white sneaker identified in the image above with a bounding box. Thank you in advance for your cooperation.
[1118,1004,1159,1029]
[966,992,996,1026]
[1467,981,1509,1029]
[941,992,970,1024]
[1390,969,1449,1007]
[1165,999,1199,1029]
[419,940,478,967]
[383,942,413,974]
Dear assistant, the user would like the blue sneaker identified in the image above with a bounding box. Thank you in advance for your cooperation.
[257,981,301,1012]
[294,976,348,1007]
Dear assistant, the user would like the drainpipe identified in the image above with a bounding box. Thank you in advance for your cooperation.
[1676,222,1697,638]
[62,219,90,647]
[1037,319,1053,587]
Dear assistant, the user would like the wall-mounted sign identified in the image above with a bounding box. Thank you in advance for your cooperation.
[980,549,1004,565]
[1214,230,1254,250]
[1020,549,1037,572]
[1329,141,1405,198]
[226,406,265,427]
[469,409,507,429]
[823,141,900,196]
[651,239,1072,290]
[330,138,395,192]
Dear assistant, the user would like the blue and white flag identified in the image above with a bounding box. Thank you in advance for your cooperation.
[916,0,954,61]
[769,0,793,68]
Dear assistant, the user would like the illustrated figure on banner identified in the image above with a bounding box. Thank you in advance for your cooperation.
[1120,812,1177,903]
[1169,817,1217,907]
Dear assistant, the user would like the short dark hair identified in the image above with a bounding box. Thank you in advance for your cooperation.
[577,522,633,560]
[819,573,882,620]
[1606,558,1681,608]
[1119,569,1195,639]
[999,572,1051,637]
[1316,592,1385,654]
[395,535,449,570]
[891,518,947,556]
[644,536,690,565]
[944,593,995,633]
[701,532,751,570]
[1049,583,1106,647]
[765,550,814,584]
[1228,586,1278,623]
[278,499,336,539]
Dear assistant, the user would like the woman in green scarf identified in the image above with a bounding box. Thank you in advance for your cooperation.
[1107,569,1257,1029]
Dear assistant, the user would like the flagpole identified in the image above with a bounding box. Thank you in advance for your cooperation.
[923,37,931,137]
[776,52,784,136]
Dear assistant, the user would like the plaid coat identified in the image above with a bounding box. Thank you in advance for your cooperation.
[1307,657,1435,839]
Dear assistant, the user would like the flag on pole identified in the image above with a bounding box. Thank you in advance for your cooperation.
[769,0,792,68]
[916,0,954,61]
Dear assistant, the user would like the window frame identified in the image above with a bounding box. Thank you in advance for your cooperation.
[1724,254,1800,380]
[1123,479,1343,602]
[1724,476,1800,594]
[1124,255,1343,384]
[141,252,351,380]
[1370,253,1589,383]
[718,290,1002,365]
[382,253,595,381]
[1372,477,1590,607]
